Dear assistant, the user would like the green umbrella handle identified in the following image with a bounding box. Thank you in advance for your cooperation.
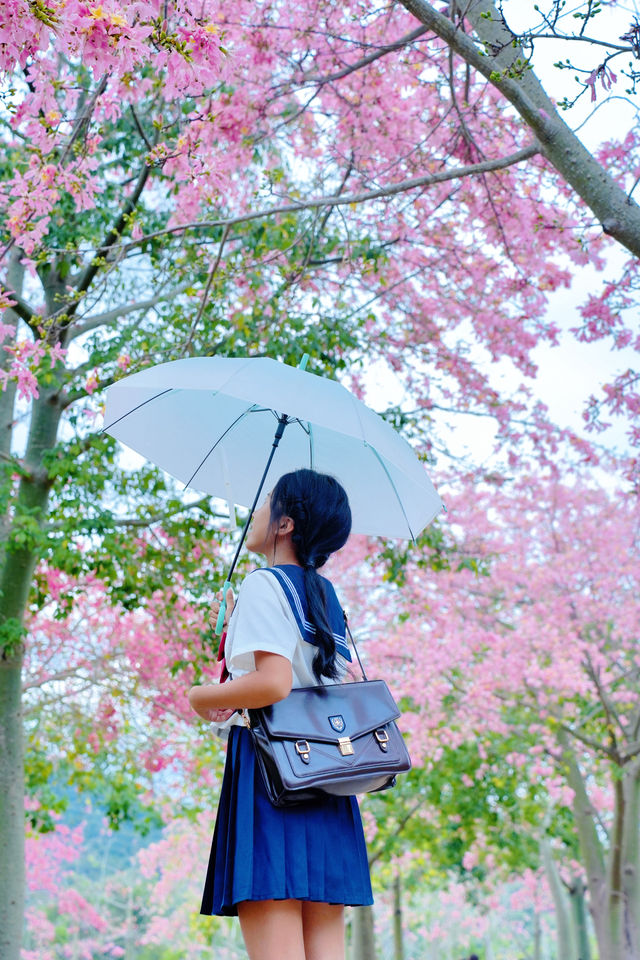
[215,580,233,636]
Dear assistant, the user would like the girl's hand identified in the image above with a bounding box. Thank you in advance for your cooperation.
[207,707,236,723]
[208,587,235,633]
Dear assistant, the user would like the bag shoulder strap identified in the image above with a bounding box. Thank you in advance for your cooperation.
[343,611,368,682]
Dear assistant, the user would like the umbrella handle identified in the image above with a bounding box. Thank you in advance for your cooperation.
[215,580,234,636]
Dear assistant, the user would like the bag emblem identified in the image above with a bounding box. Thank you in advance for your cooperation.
[329,715,346,732]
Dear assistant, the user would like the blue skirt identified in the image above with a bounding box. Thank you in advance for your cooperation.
[200,726,373,916]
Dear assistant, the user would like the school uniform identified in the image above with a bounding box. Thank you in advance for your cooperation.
[200,564,374,917]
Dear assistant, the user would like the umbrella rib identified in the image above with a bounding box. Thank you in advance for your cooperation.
[365,442,416,541]
[309,421,315,470]
[102,388,173,432]
[185,403,261,489]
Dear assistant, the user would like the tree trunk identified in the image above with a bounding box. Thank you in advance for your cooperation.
[0,370,63,960]
[393,871,403,960]
[533,911,542,960]
[0,653,24,960]
[542,836,577,960]
[568,876,591,960]
[397,0,640,259]
[352,905,377,960]
[620,765,640,960]
[0,252,23,570]
[557,733,611,959]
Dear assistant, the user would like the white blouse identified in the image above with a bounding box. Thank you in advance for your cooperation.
[211,568,346,739]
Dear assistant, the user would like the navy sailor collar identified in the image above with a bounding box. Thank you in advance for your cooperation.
[264,564,352,662]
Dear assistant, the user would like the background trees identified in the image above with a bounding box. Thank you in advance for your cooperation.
[362,475,640,960]
[1,0,638,957]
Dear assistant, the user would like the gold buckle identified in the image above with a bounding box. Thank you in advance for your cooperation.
[295,740,311,763]
[338,736,354,756]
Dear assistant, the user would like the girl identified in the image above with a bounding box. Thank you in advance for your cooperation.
[188,469,373,960]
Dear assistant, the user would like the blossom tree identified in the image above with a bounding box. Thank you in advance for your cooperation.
[20,565,229,959]
[364,474,640,960]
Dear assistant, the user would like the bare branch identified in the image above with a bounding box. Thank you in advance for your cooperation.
[58,74,109,167]
[525,33,631,53]
[584,650,625,746]
[296,25,429,86]
[178,223,231,358]
[368,795,425,867]
[129,103,154,151]
[67,160,152,317]
[557,721,619,762]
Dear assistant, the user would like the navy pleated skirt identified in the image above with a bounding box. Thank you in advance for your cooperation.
[200,726,373,916]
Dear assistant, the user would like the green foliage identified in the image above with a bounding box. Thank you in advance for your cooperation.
[364,733,547,886]
[0,617,26,656]
[378,519,490,586]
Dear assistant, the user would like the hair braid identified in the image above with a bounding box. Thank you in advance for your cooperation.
[270,469,351,681]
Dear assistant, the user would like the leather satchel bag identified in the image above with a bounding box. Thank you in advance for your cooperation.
[245,622,411,807]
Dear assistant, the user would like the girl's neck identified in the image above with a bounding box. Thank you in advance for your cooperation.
[267,536,300,567]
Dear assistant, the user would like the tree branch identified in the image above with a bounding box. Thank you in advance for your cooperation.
[584,650,624,748]
[368,795,425,867]
[558,721,619,762]
[129,103,154,151]
[557,727,607,895]
[295,25,430,86]
[115,143,539,253]
[58,75,108,167]
[45,496,220,533]
[0,282,36,327]
[67,160,152,318]
[178,223,231,358]
[397,0,640,258]
[525,33,631,53]
[67,282,194,340]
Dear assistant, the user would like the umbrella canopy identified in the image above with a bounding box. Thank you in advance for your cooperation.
[103,356,444,539]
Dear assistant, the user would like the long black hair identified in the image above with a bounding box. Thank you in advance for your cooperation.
[269,469,351,682]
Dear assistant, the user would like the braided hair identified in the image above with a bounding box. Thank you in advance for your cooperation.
[269,469,351,682]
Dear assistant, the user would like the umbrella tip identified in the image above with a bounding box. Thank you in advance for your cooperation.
[298,353,310,371]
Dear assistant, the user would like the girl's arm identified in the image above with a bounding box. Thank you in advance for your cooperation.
[188,651,293,722]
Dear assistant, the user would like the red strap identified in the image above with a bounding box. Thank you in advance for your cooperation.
[216,631,229,683]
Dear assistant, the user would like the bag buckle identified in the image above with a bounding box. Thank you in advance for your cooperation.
[338,736,354,756]
[295,740,311,763]
[374,728,389,752]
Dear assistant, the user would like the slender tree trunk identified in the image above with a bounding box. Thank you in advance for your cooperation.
[0,252,22,569]
[0,653,24,960]
[533,911,542,960]
[542,836,577,960]
[568,876,591,960]
[393,871,404,960]
[0,256,27,960]
[352,905,377,960]
[620,765,640,960]
[557,732,611,959]
[0,367,63,960]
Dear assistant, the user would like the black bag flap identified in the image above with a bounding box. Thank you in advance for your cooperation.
[255,680,401,743]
